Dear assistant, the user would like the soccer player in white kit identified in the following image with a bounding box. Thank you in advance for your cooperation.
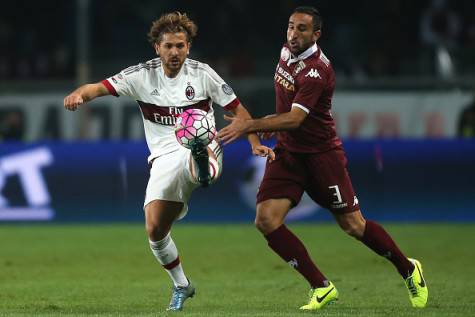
[64,12,274,311]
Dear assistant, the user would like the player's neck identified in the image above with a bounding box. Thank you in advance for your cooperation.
[164,68,180,78]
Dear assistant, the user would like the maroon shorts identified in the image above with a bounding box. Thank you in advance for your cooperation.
[256,147,359,214]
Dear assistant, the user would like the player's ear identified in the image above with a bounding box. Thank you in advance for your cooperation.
[154,42,160,55]
[187,42,191,55]
[313,30,321,42]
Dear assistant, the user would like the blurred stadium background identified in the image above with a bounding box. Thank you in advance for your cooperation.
[1,0,475,316]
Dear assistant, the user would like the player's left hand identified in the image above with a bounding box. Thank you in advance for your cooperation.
[217,115,250,144]
[252,145,275,162]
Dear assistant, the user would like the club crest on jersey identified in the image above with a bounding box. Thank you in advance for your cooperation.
[280,47,290,62]
[222,84,234,95]
[293,61,306,76]
[185,85,195,100]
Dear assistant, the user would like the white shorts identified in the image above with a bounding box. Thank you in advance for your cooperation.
[144,140,223,220]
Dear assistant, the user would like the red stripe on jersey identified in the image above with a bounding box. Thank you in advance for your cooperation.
[163,257,180,270]
[137,99,211,125]
[101,79,118,97]
[223,98,240,111]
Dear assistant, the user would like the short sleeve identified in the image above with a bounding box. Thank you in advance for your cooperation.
[202,64,240,111]
[102,66,141,98]
[292,68,326,112]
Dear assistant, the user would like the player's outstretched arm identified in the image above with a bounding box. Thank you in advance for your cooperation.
[218,106,307,145]
[64,82,110,111]
[226,103,275,161]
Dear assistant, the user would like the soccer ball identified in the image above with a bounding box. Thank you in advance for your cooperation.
[175,109,216,149]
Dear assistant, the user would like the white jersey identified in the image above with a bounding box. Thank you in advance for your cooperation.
[102,58,239,162]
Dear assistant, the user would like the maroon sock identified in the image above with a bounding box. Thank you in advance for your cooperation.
[361,220,414,278]
[265,225,327,288]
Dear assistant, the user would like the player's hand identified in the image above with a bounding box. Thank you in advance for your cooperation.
[64,93,84,111]
[257,132,275,140]
[252,145,275,162]
[217,115,250,144]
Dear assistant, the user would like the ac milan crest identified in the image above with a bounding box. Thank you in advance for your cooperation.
[185,85,195,100]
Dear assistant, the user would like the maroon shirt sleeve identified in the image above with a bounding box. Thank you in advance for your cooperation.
[292,69,326,112]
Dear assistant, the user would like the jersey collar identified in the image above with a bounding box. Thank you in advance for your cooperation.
[287,43,318,66]
[162,59,186,81]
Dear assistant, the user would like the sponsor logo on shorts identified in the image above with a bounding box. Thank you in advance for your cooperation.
[331,202,348,209]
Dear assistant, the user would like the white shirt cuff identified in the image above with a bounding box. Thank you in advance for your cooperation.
[292,103,309,114]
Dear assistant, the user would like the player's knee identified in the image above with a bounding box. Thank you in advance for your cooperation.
[255,200,288,234]
[339,221,365,239]
[145,222,169,241]
[255,212,279,235]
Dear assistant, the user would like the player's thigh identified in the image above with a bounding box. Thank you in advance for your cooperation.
[257,149,306,208]
[305,148,360,214]
[145,149,198,220]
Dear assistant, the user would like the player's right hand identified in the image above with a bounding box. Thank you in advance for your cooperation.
[63,93,84,111]
[252,145,276,162]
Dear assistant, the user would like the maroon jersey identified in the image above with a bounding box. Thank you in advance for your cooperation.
[274,43,341,153]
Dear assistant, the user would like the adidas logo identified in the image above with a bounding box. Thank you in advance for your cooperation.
[150,89,160,96]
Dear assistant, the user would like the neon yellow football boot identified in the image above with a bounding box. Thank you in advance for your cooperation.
[405,258,428,308]
[299,281,338,310]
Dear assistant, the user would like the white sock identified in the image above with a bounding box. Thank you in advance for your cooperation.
[149,233,188,287]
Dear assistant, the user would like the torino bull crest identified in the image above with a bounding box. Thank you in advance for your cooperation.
[174,109,216,149]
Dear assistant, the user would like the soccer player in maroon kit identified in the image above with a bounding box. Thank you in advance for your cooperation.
[218,6,428,310]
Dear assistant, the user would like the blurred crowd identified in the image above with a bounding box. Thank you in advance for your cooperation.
[1,0,475,81]
[1,0,475,142]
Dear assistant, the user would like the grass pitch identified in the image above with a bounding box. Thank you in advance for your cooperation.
[0,223,474,317]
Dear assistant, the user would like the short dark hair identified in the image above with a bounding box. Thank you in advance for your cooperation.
[293,6,322,31]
